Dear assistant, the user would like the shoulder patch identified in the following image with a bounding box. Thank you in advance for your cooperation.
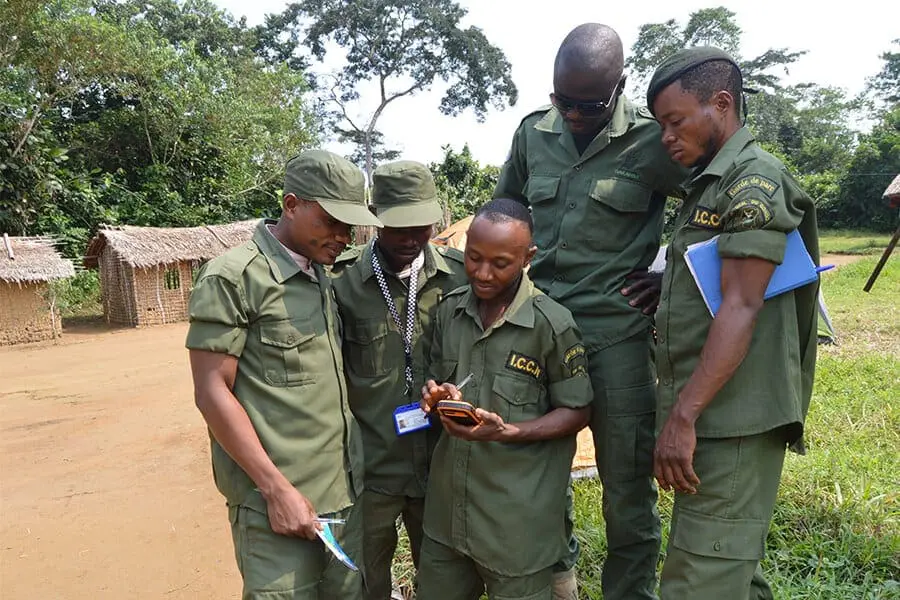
[688,205,722,230]
[505,351,544,381]
[726,174,780,199]
[725,198,773,232]
[533,292,576,335]
[563,343,588,377]
[637,106,654,119]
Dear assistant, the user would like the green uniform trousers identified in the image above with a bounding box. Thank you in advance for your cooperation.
[417,535,553,600]
[660,428,788,600]
[588,330,661,600]
[359,490,426,600]
[228,503,364,600]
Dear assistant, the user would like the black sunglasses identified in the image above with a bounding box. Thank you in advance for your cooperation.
[550,81,620,117]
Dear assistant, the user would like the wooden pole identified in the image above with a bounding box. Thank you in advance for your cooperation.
[863,222,900,292]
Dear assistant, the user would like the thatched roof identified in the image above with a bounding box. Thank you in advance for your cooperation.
[884,174,900,200]
[84,220,259,269]
[1,235,75,284]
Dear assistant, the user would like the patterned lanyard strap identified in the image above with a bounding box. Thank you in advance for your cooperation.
[371,247,424,396]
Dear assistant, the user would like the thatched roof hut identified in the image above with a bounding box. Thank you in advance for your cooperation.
[84,220,259,269]
[1,235,75,345]
[883,174,900,209]
[85,220,258,327]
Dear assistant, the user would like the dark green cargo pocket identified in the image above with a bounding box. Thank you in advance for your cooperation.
[344,319,391,377]
[258,319,317,387]
[585,178,654,250]
[524,175,561,249]
[603,382,656,481]
[670,507,768,560]
[492,373,545,423]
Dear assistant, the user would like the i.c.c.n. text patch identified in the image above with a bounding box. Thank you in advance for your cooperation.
[505,351,544,381]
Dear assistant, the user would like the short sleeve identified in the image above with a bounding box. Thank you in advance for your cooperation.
[544,322,593,410]
[185,275,249,357]
[493,124,529,204]
[717,170,799,264]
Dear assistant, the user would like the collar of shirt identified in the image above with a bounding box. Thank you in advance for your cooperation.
[455,274,537,332]
[252,219,318,283]
[690,126,756,184]
[357,240,454,284]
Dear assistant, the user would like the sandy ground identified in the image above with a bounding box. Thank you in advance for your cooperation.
[0,322,239,599]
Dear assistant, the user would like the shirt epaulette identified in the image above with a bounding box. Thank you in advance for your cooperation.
[532,293,577,335]
[199,242,259,284]
[435,245,465,263]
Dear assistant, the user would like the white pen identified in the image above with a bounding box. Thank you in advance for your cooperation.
[456,372,475,391]
[315,518,346,525]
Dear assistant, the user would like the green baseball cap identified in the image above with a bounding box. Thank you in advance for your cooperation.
[371,160,444,228]
[646,46,741,116]
[284,149,382,227]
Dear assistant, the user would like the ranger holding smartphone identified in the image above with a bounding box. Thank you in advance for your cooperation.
[416,198,593,600]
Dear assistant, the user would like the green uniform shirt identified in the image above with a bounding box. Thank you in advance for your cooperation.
[186,219,363,514]
[424,275,593,576]
[331,241,468,497]
[655,127,819,449]
[494,96,688,348]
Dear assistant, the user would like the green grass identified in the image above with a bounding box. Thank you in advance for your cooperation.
[819,229,895,256]
[391,256,900,599]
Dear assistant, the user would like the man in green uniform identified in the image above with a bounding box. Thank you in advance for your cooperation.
[646,48,819,599]
[186,149,382,600]
[331,160,468,599]
[416,198,593,600]
[494,23,687,600]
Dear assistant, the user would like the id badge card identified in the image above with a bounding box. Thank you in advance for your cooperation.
[393,403,431,436]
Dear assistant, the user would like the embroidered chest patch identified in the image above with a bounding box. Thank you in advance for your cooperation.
[505,351,544,380]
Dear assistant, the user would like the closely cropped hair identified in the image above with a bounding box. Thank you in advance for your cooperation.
[678,59,742,116]
[475,198,534,234]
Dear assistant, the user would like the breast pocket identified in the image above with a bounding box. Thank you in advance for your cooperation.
[258,319,318,387]
[584,178,654,250]
[524,175,560,250]
[344,319,391,377]
[492,373,545,423]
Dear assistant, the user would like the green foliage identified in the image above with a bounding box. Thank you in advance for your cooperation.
[428,144,498,223]
[49,269,102,318]
[818,229,894,255]
[866,38,900,108]
[1,0,318,257]
[626,7,805,96]
[282,0,517,178]
[821,107,900,232]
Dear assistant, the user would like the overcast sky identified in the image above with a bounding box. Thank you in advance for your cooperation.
[213,0,898,167]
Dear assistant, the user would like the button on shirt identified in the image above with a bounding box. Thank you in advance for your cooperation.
[423,275,593,576]
[494,96,688,349]
[655,128,819,451]
[186,219,363,514]
[331,242,468,497]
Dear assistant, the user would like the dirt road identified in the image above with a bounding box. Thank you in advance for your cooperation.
[0,323,239,599]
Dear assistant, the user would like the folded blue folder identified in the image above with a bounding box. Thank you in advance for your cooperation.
[684,229,826,317]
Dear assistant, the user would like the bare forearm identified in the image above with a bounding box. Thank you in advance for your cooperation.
[195,386,289,496]
[500,406,590,442]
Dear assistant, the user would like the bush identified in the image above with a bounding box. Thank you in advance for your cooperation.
[50,270,102,318]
